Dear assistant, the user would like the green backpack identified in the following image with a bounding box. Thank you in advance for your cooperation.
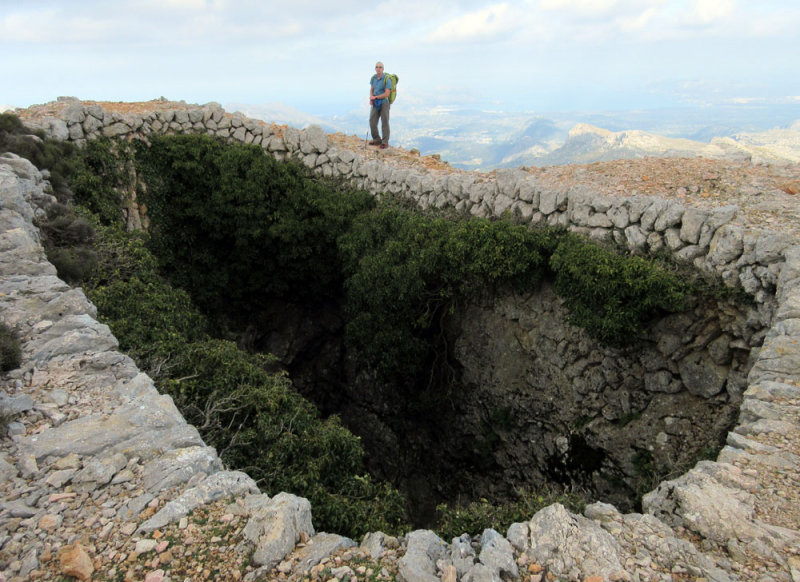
[385,73,398,104]
[374,73,399,104]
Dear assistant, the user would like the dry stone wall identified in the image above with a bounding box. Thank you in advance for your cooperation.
[2,100,800,580]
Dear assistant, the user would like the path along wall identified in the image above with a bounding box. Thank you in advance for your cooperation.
[2,99,799,580]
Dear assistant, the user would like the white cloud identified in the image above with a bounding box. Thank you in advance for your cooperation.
[527,0,673,42]
[617,6,660,30]
[538,0,628,17]
[686,0,734,25]
[140,0,206,9]
[0,9,121,43]
[426,3,518,43]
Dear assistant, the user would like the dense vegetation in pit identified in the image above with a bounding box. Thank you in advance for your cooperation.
[1,114,732,537]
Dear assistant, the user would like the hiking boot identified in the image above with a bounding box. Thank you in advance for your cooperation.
[379,143,388,149]
[369,139,382,145]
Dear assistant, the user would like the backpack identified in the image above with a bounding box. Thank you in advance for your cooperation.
[373,73,399,104]
[385,73,398,104]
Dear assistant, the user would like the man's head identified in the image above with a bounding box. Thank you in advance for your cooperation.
[375,61,384,78]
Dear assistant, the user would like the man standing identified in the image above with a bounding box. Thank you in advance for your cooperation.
[369,61,392,149]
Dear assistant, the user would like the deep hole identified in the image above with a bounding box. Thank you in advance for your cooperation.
[31,130,766,533]
[247,282,761,527]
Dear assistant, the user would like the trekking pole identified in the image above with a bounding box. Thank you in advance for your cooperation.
[364,129,369,150]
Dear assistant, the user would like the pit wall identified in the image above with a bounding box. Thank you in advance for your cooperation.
[7,99,800,579]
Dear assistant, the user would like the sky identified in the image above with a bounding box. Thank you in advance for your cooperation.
[2,0,799,118]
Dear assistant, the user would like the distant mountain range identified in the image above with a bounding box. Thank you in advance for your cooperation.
[512,121,800,167]
[229,101,800,171]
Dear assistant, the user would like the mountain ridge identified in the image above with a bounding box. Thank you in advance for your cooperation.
[226,101,800,170]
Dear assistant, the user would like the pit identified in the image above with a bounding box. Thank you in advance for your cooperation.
[249,280,765,526]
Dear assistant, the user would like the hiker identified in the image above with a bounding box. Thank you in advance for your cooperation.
[369,61,392,149]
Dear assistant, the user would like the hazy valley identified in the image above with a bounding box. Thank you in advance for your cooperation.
[229,101,800,171]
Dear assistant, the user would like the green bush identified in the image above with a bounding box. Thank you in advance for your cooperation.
[435,487,586,540]
[137,134,374,317]
[339,203,556,380]
[40,205,95,246]
[47,247,98,284]
[68,137,132,226]
[0,321,22,372]
[550,234,689,346]
[0,112,24,134]
[161,338,408,536]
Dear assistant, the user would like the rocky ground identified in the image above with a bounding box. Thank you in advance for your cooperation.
[3,100,800,582]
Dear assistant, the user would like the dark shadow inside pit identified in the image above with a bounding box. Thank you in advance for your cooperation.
[247,281,765,527]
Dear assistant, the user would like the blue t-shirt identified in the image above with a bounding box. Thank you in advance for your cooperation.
[371,74,392,107]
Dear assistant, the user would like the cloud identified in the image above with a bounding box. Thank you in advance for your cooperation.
[0,1,317,47]
[0,9,118,43]
[538,0,630,17]
[426,3,518,43]
[528,0,800,43]
[685,0,734,25]
[670,0,735,30]
[527,0,673,42]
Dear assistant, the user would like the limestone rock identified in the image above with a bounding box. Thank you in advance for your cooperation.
[243,492,315,569]
[398,530,448,582]
[141,445,223,492]
[299,125,328,154]
[73,452,127,485]
[524,503,627,581]
[59,542,94,581]
[140,470,258,532]
[449,533,476,576]
[678,352,728,397]
[19,394,204,462]
[478,528,518,579]
[293,532,356,570]
[643,461,800,560]
[0,455,18,481]
[361,531,394,560]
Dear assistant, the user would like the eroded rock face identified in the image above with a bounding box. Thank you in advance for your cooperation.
[441,284,766,509]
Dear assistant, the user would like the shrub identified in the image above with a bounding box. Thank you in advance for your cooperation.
[47,247,98,284]
[435,487,586,540]
[0,112,24,134]
[40,207,94,247]
[68,137,132,226]
[0,321,22,372]
[549,234,689,346]
[339,203,555,380]
[137,134,374,317]
[159,338,408,536]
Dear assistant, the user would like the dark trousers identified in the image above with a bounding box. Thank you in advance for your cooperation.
[369,102,391,144]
